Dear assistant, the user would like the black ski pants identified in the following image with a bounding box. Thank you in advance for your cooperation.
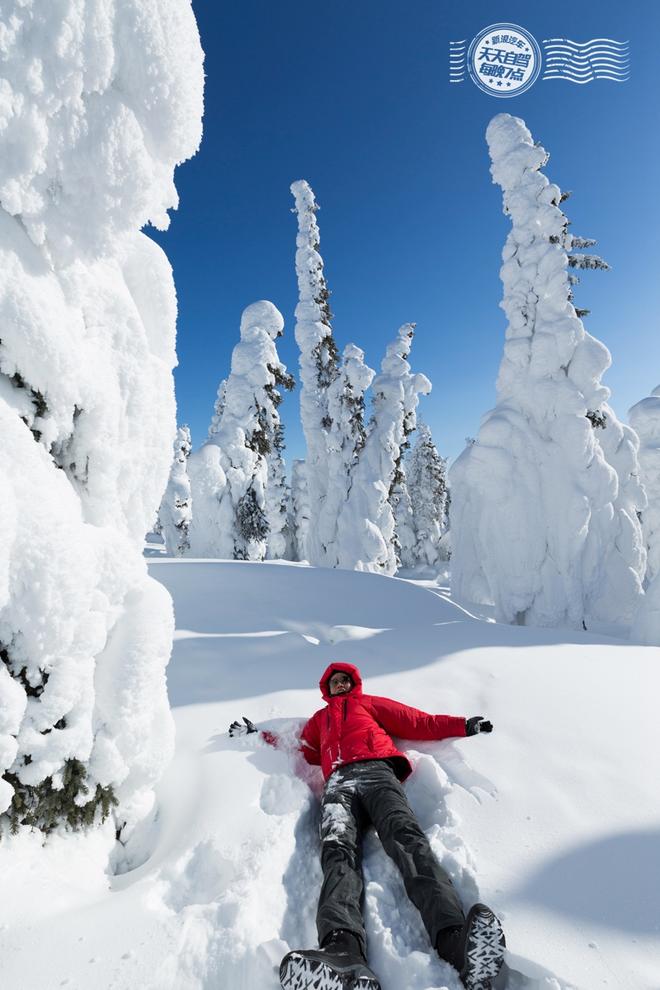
[317,759,465,956]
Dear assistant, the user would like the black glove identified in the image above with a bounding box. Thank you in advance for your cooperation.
[465,715,493,736]
[229,716,258,737]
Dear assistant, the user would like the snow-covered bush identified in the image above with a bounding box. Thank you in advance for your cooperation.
[450,113,644,629]
[158,426,193,556]
[0,0,204,835]
[290,180,340,565]
[629,387,660,586]
[337,324,431,574]
[407,423,449,567]
[188,301,294,560]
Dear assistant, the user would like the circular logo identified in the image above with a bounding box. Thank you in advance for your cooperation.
[467,23,542,98]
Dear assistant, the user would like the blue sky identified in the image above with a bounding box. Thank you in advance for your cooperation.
[149,0,660,464]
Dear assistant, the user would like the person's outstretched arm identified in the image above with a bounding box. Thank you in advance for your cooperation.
[368,696,493,741]
[228,713,323,764]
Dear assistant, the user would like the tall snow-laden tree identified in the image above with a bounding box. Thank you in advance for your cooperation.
[629,387,660,585]
[0,0,204,836]
[290,180,340,565]
[158,425,193,556]
[450,113,644,628]
[207,379,227,443]
[289,459,310,562]
[407,423,449,567]
[336,324,431,574]
[589,405,647,621]
[264,424,291,560]
[188,301,294,561]
[321,344,376,566]
[390,469,416,569]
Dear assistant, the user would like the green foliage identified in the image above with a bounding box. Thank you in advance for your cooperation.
[586,409,608,430]
[3,759,117,836]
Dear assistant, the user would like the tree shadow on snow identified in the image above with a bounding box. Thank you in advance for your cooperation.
[512,827,660,933]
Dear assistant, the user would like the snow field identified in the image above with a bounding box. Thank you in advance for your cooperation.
[2,559,658,989]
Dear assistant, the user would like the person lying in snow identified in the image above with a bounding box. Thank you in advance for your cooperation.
[229,661,505,990]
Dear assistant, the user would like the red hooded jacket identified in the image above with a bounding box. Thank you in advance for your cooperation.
[299,662,466,782]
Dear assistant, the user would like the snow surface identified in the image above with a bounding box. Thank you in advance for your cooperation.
[1,558,658,990]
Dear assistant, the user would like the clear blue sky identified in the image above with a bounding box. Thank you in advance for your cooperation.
[149,0,660,464]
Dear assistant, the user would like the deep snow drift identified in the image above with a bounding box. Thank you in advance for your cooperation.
[0,558,658,990]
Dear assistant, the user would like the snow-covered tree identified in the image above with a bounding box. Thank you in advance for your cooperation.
[158,425,193,556]
[264,424,291,560]
[188,301,294,561]
[451,113,644,629]
[207,379,227,443]
[336,324,431,573]
[0,0,203,835]
[321,344,376,566]
[289,460,310,562]
[391,470,416,569]
[629,387,660,585]
[290,180,340,565]
[407,423,449,567]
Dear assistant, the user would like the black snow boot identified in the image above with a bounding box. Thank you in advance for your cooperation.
[280,929,381,989]
[436,904,506,989]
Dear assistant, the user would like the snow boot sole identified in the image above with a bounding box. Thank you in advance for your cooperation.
[280,950,381,990]
[460,903,506,990]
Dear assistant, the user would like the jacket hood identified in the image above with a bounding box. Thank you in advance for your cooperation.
[320,662,363,702]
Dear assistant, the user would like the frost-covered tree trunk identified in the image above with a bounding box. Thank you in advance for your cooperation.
[629,388,660,586]
[188,302,294,561]
[290,459,310,562]
[158,425,193,556]
[450,113,644,629]
[407,423,449,567]
[337,324,431,574]
[0,0,204,836]
[290,180,340,565]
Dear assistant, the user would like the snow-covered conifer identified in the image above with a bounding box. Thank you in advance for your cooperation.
[290,180,340,564]
[264,424,291,560]
[0,0,204,835]
[321,344,376,565]
[391,470,416,569]
[450,113,644,628]
[207,380,227,443]
[407,423,449,567]
[289,460,310,562]
[158,426,193,556]
[629,387,660,585]
[336,325,431,573]
[188,301,294,561]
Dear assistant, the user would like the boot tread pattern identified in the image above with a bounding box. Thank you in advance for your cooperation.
[462,907,506,990]
[280,952,351,990]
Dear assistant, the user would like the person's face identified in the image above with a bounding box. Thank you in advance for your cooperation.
[328,671,353,696]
